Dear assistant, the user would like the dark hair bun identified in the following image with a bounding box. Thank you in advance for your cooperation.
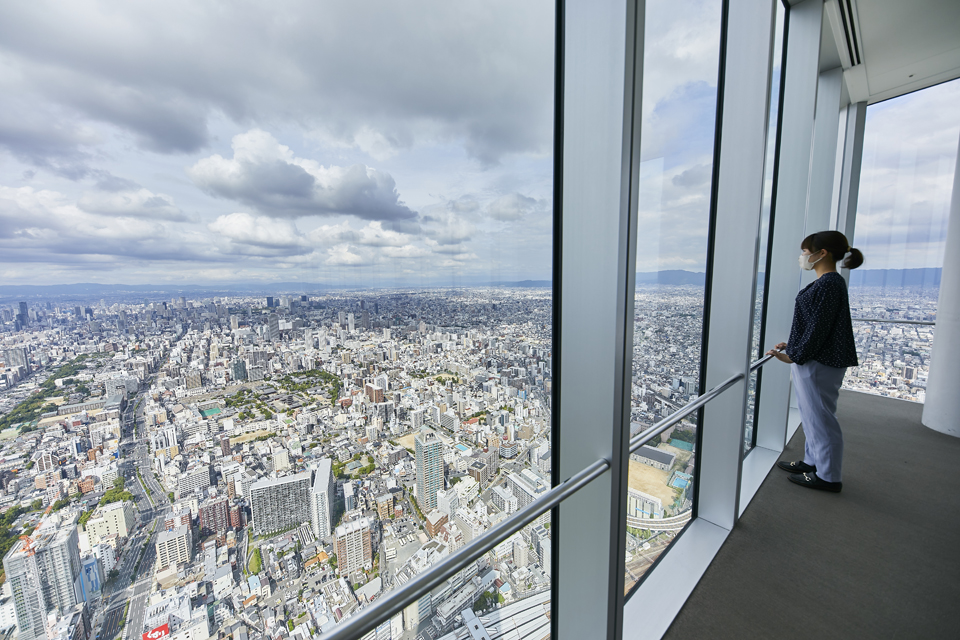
[843,247,864,270]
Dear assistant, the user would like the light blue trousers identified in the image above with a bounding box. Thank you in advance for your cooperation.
[791,360,847,483]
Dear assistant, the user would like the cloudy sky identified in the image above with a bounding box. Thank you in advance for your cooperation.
[855,79,959,271]
[0,1,955,288]
[0,0,556,287]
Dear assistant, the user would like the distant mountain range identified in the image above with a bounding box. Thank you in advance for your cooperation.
[635,270,706,285]
[0,268,943,300]
[848,267,942,288]
[634,267,943,289]
[0,279,555,299]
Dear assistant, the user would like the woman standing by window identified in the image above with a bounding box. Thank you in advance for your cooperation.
[767,231,864,492]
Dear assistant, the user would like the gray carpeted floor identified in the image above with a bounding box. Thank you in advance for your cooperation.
[663,390,960,640]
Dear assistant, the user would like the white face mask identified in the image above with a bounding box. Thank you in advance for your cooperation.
[799,252,823,271]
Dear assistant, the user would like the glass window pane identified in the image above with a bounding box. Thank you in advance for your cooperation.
[625,0,723,597]
[745,0,786,455]
[845,79,960,402]
[0,2,555,639]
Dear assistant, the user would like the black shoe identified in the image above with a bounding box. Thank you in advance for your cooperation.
[788,472,842,493]
[777,460,816,473]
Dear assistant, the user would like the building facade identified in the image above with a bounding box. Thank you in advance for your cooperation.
[249,471,312,536]
[156,525,193,570]
[310,459,334,539]
[415,429,444,512]
[334,517,373,576]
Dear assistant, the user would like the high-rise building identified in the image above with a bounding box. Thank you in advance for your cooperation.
[198,496,230,536]
[3,515,82,640]
[3,348,27,370]
[176,465,212,499]
[348,313,355,333]
[249,472,312,536]
[229,503,244,529]
[156,525,192,569]
[310,459,334,539]
[334,517,373,576]
[415,429,444,512]
[230,359,247,382]
[267,314,280,341]
[436,488,460,520]
[84,501,136,545]
[185,369,203,389]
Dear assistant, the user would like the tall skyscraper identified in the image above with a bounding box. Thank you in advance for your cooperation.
[3,515,82,640]
[267,314,280,341]
[415,429,444,512]
[348,313,355,333]
[310,459,334,539]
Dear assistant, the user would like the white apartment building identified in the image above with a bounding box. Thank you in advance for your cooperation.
[156,525,193,570]
[310,458,334,539]
[84,500,136,546]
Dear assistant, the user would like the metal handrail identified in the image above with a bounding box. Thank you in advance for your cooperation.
[629,371,744,454]
[852,317,935,326]
[324,354,775,638]
[628,354,774,454]
[322,458,611,640]
[750,353,775,371]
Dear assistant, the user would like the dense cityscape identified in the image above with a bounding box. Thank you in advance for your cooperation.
[0,281,937,639]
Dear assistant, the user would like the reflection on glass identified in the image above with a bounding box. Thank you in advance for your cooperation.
[625,0,722,597]
[744,0,786,453]
[844,79,960,402]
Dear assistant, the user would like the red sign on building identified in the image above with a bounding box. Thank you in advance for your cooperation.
[143,624,170,640]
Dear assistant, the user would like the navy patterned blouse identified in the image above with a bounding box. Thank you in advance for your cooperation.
[785,272,859,368]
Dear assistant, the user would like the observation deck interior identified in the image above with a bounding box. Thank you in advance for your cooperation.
[664,391,960,639]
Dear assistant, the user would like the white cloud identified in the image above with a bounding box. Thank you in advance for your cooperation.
[381,244,431,258]
[78,187,187,221]
[325,245,367,266]
[486,192,543,221]
[208,213,304,248]
[189,129,417,221]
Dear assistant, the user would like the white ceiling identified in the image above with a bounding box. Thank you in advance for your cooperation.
[821,0,960,104]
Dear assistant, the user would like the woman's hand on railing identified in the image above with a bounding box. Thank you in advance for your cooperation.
[765,343,793,364]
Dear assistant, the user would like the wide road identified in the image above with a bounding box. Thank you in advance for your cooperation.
[98,604,126,640]
[94,379,171,640]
